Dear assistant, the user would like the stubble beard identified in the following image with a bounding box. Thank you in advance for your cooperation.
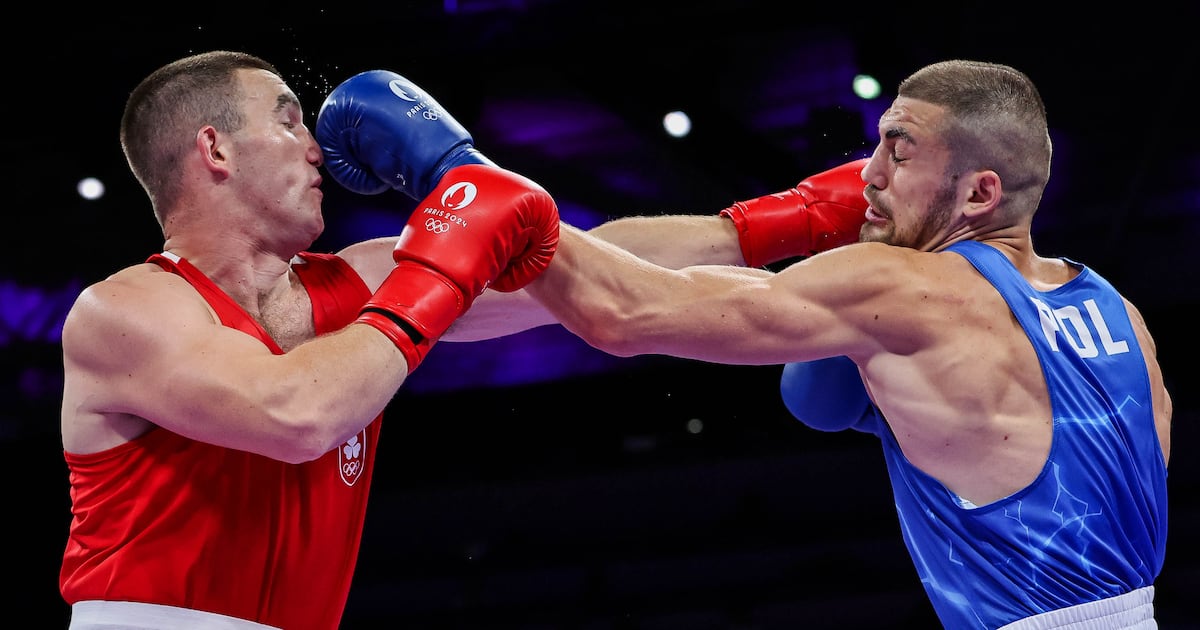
[860,183,956,250]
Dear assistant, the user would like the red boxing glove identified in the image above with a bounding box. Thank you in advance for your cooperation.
[357,164,559,370]
[720,158,869,267]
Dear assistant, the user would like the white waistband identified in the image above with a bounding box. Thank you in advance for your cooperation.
[998,586,1156,630]
[70,600,282,630]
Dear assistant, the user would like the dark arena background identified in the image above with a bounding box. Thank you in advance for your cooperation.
[5,3,1198,627]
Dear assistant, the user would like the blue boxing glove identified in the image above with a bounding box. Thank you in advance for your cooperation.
[316,70,495,199]
[780,356,874,433]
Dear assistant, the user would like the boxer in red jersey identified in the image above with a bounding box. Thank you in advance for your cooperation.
[59,51,558,629]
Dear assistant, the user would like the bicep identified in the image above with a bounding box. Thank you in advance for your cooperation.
[614,248,886,365]
[63,276,285,446]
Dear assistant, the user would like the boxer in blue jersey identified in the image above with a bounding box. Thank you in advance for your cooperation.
[514,60,1171,628]
[779,240,1166,627]
[323,59,1171,628]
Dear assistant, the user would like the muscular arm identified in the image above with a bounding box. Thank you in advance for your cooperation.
[585,214,745,268]
[442,215,745,341]
[60,266,407,462]
[445,156,867,341]
[522,223,891,365]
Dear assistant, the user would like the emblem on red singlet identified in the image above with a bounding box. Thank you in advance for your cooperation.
[339,430,367,487]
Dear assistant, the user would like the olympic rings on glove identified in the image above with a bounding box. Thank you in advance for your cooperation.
[424,218,452,233]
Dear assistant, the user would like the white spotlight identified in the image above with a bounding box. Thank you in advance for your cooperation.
[663,110,692,138]
[852,74,882,100]
[77,177,106,200]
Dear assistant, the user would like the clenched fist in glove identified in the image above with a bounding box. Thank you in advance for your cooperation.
[317,69,495,200]
[720,158,870,267]
[356,165,560,372]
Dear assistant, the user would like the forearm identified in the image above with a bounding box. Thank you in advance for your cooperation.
[587,214,745,267]
[447,215,743,341]
[523,224,667,354]
[137,323,409,464]
[259,324,409,461]
[528,224,795,363]
[443,288,553,342]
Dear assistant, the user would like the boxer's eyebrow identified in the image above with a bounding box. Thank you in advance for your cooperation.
[275,92,300,113]
[885,126,915,144]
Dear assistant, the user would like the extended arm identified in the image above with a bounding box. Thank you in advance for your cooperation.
[522,223,887,365]
[450,159,870,341]
[443,214,743,341]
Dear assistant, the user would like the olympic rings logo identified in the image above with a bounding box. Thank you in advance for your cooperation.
[339,431,366,487]
[425,218,452,233]
[422,108,443,121]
